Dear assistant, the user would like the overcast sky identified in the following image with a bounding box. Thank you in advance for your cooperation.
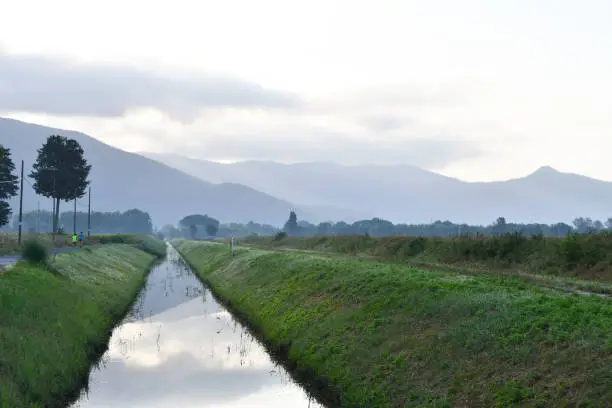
[1,0,611,181]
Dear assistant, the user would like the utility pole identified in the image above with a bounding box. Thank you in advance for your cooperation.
[36,201,40,233]
[49,169,57,234]
[87,186,91,238]
[17,160,24,245]
[73,192,77,235]
[52,197,55,233]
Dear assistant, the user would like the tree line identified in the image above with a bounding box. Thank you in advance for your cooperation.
[162,211,612,239]
[279,213,612,237]
[159,214,280,240]
[5,208,153,235]
[278,212,576,237]
[0,135,91,232]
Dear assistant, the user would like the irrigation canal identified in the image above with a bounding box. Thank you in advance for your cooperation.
[71,245,325,408]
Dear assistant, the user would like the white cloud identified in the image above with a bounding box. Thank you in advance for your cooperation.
[1,0,611,181]
[0,53,299,121]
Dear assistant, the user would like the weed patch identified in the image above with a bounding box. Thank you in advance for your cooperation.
[21,237,51,265]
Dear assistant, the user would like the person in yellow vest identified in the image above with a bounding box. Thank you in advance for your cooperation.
[71,233,78,247]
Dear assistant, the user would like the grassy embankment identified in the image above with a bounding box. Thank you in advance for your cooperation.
[240,234,612,295]
[175,239,612,408]
[0,235,166,408]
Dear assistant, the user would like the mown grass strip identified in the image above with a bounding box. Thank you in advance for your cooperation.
[175,240,612,408]
[0,240,165,408]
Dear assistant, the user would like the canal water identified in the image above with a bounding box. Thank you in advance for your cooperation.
[71,245,324,408]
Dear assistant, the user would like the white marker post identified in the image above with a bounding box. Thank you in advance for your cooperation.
[230,236,235,256]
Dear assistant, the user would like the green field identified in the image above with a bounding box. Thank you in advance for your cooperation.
[175,240,612,408]
[0,236,165,408]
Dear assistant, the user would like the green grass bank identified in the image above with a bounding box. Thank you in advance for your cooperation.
[175,240,612,408]
[0,236,165,408]
[240,234,612,293]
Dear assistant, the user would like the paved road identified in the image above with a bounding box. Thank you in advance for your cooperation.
[0,247,80,267]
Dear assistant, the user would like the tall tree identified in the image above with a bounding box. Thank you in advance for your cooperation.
[0,145,19,227]
[122,208,153,234]
[492,216,507,235]
[29,135,91,233]
[283,210,299,235]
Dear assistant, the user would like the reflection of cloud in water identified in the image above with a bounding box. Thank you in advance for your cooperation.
[76,353,300,407]
[72,248,324,408]
[107,296,272,371]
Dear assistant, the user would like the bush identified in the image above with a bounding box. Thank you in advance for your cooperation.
[274,231,287,241]
[134,236,167,258]
[21,238,51,265]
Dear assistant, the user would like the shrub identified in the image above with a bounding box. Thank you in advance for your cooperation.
[21,238,51,265]
[134,236,167,258]
[274,231,287,241]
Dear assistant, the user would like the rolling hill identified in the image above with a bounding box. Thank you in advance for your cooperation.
[0,117,354,227]
[142,152,612,225]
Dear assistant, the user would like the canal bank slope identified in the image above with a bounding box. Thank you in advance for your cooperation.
[0,236,166,408]
[175,240,612,408]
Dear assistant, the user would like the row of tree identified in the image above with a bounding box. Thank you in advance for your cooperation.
[280,213,612,237]
[0,136,91,232]
[162,212,612,238]
[159,219,279,239]
[5,209,153,235]
[279,213,612,237]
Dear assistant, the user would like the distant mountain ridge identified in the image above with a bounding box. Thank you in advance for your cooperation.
[142,152,612,225]
[3,116,609,227]
[0,117,361,227]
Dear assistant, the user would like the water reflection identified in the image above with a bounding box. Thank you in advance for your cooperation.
[71,246,324,408]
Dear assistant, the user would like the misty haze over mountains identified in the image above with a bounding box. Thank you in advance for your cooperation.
[142,152,612,225]
[2,116,612,228]
[0,117,338,227]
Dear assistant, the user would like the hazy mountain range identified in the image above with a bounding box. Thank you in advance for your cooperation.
[2,116,611,227]
[0,117,358,227]
[141,152,612,225]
